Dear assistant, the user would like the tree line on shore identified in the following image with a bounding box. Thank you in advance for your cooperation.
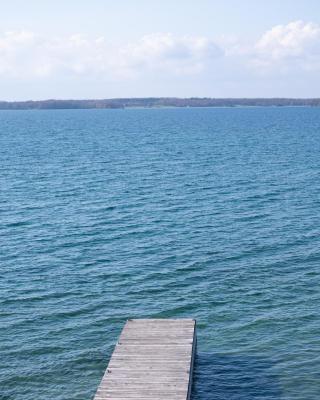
[1,98,320,109]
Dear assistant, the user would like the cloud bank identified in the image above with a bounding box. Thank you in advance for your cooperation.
[0,21,319,97]
[0,31,223,79]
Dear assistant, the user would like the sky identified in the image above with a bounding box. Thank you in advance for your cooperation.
[1,0,320,100]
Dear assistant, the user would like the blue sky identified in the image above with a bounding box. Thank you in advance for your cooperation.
[1,1,320,99]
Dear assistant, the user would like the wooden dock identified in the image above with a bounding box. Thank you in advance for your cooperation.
[94,319,196,400]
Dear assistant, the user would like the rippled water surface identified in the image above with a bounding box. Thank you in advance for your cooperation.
[1,108,320,400]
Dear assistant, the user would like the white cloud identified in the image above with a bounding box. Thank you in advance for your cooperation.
[252,21,320,70]
[0,22,319,90]
[0,31,223,80]
[120,33,223,75]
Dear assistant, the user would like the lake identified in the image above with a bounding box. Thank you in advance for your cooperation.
[1,107,320,399]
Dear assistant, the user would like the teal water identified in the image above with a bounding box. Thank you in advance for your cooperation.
[1,107,320,400]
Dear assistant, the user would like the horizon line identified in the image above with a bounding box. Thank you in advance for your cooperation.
[1,96,320,102]
[1,97,320,110]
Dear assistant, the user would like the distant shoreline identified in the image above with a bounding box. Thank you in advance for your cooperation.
[0,97,320,110]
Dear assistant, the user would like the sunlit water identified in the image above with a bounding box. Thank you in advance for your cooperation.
[1,107,320,400]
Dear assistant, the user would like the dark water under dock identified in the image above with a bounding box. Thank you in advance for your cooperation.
[1,107,320,400]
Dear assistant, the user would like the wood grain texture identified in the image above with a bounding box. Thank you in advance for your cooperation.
[94,319,196,400]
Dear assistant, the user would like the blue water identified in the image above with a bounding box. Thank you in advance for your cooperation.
[1,107,320,400]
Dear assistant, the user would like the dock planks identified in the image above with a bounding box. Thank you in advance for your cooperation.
[94,319,196,400]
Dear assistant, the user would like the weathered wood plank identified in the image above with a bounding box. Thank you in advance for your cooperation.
[93,319,196,400]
